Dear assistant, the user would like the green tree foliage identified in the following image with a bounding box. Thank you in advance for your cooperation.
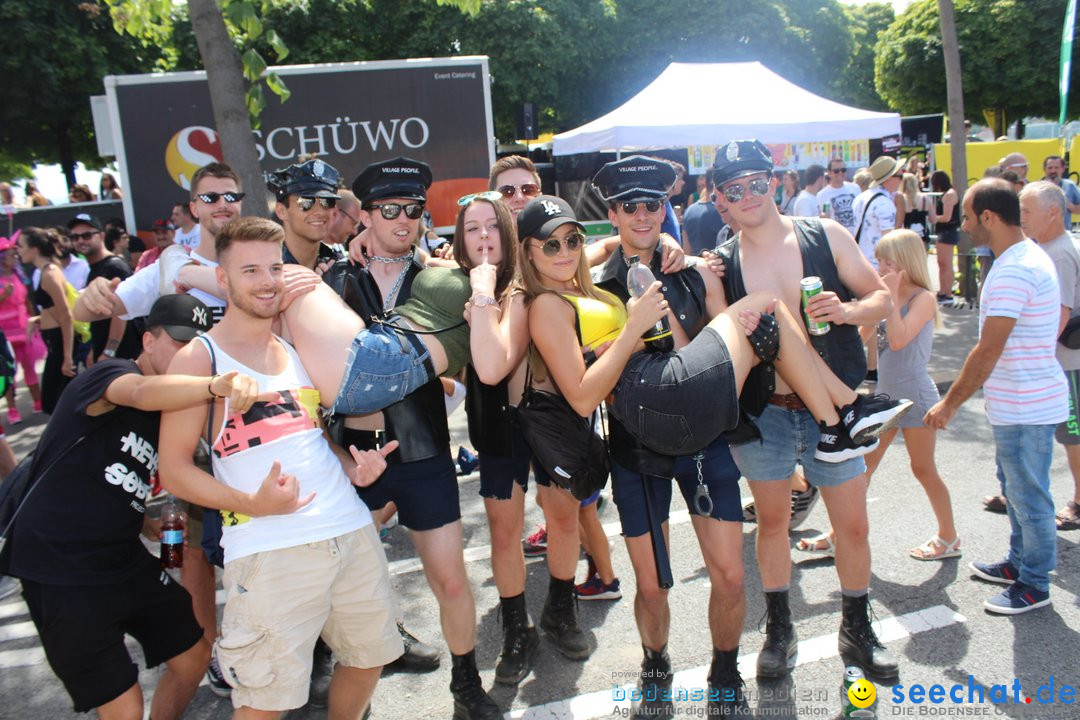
[834,2,895,111]
[0,1,162,187]
[876,0,1080,121]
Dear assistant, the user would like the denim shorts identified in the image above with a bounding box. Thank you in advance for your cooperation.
[478,408,552,500]
[728,404,865,487]
[611,327,739,457]
[333,321,436,416]
[611,435,743,537]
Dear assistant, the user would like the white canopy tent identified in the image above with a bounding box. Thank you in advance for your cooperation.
[552,62,901,156]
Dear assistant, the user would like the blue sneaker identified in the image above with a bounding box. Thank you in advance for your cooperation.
[984,582,1051,615]
[575,576,622,601]
[456,446,479,476]
[969,560,1019,585]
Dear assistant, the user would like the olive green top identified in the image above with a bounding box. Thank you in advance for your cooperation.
[396,267,472,376]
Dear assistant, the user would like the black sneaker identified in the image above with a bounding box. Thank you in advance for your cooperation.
[789,485,820,530]
[841,394,913,444]
[815,422,878,463]
[206,654,232,698]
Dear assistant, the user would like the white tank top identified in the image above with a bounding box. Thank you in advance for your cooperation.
[198,335,372,563]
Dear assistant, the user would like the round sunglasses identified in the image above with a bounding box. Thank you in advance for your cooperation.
[618,200,663,214]
[533,231,585,257]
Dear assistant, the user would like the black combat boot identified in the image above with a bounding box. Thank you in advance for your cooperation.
[756,590,798,678]
[540,576,590,659]
[494,593,539,684]
[308,637,334,708]
[450,650,502,720]
[838,593,899,684]
[707,648,749,716]
[386,622,442,672]
[634,645,675,718]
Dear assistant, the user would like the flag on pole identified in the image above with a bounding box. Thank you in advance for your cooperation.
[1061,0,1077,125]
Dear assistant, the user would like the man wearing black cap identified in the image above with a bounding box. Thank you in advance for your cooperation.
[269,158,345,272]
[0,295,266,720]
[711,140,901,685]
[592,155,750,716]
[69,213,141,362]
[322,157,496,719]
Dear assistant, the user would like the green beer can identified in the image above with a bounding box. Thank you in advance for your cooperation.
[800,276,830,336]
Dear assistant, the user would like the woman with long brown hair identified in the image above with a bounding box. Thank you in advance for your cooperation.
[17,228,75,412]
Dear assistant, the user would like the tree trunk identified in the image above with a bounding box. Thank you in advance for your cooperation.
[938,0,971,295]
[187,0,268,217]
[56,124,76,190]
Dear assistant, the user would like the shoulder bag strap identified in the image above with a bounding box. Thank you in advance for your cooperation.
[854,192,885,245]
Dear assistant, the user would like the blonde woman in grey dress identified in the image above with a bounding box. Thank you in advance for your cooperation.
[797,229,959,560]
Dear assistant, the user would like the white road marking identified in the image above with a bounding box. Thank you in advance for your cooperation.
[505,605,967,720]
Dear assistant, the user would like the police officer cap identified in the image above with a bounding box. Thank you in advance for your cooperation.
[710,140,774,188]
[267,158,341,201]
[592,156,676,203]
[352,157,433,204]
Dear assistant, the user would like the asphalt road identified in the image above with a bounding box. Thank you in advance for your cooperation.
[2,302,1078,720]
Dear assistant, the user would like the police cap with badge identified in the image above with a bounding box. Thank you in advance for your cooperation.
[592,156,676,203]
[267,158,341,201]
[351,157,433,204]
[710,140,774,188]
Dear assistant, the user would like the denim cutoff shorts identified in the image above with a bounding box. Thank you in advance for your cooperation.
[611,326,739,457]
[333,321,435,415]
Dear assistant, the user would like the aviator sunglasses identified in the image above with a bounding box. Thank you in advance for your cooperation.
[296,197,337,211]
[196,192,245,204]
[720,177,771,204]
[619,200,663,214]
[534,231,585,257]
[367,202,425,220]
[497,183,540,199]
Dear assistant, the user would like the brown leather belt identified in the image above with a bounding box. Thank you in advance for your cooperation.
[769,393,807,411]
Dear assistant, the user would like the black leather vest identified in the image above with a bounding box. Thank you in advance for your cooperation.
[717,219,867,402]
[322,257,450,464]
[596,245,710,476]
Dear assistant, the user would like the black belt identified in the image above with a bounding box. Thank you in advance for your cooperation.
[342,427,384,451]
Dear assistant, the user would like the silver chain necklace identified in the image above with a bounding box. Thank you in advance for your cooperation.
[381,249,415,313]
[369,253,413,264]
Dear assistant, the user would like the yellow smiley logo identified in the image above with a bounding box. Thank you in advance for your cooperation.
[848,678,876,708]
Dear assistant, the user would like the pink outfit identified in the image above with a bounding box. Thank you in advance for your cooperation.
[0,272,41,386]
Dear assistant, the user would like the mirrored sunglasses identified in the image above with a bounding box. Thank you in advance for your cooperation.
[721,177,771,204]
[458,190,504,206]
[368,202,425,220]
[296,197,337,211]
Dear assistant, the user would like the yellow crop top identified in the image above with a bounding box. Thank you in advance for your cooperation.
[561,293,627,348]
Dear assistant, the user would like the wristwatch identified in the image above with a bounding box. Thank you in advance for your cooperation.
[102,348,117,358]
[471,294,498,308]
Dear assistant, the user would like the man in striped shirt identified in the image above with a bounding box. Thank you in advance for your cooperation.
[925,178,1067,615]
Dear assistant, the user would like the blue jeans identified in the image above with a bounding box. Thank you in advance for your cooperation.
[993,424,1057,592]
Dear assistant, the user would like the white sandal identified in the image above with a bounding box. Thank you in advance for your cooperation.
[909,535,962,561]
[794,533,836,558]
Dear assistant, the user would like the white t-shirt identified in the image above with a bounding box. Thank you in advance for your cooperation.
[980,240,1069,425]
[200,335,372,563]
[792,190,819,217]
[817,182,861,235]
[32,257,90,297]
[173,224,201,250]
[116,250,225,322]
[1040,231,1080,371]
[851,188,897,268]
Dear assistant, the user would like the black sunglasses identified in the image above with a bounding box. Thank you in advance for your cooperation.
[534,232,585,257]
[69,231,100,241]
[368,202,425,220]
[296,197,337,211]
[830,167,847,174]
[498,183,540,199]
[619,200,663,214]
[196,192,245,204]
[721,177,771,204]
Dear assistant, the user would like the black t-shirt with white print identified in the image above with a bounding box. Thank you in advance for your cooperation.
[2,360,160,586]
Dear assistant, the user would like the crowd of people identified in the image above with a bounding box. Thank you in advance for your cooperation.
[0,140,1075,720]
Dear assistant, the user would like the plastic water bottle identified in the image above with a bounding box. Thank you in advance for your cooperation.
[626,257,674,353]
[160,498,185,570]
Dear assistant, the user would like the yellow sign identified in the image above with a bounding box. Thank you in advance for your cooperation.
[931,139,1063,185]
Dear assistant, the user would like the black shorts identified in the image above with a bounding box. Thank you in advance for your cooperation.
[611,327,739,457]
[478,407,552,500]
[346,428,462,531]
[21,553,203,713]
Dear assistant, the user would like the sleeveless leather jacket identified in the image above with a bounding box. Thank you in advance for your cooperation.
[717,219,867,412]
[464,367,515,457]
[596,245,710,476]
[322,257,450,464]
